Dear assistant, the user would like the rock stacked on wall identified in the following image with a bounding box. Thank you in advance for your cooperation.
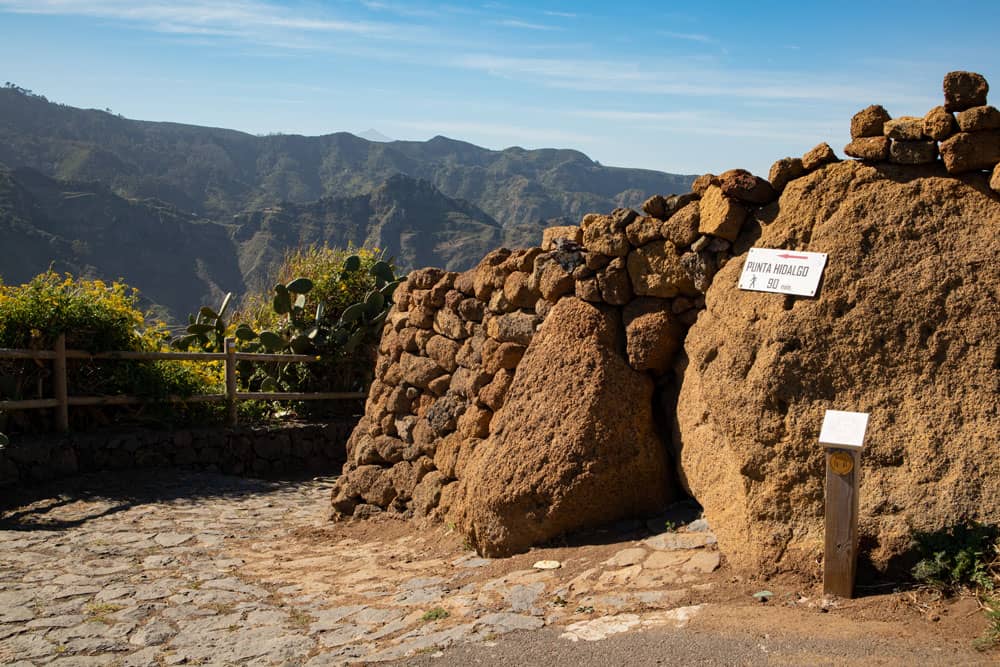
[844,71,1000,182]
[329,165,788,551]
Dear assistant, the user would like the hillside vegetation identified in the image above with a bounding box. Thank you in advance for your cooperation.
[0,86,693,319]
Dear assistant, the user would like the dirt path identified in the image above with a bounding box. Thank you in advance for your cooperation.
[0,470,993,665]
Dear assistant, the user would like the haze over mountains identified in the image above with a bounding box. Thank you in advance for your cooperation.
[0,85,695,320]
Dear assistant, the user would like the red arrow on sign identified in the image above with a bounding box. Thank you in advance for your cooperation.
[777,253,809,260]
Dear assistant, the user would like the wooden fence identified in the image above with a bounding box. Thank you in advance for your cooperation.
[0,335,366,431]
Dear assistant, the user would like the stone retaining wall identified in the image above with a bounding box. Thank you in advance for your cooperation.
[330,70,1000,557]
[0,419,358,488]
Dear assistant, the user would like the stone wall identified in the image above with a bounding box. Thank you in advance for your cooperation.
[331,70,1000,558]
[0,419,357,488]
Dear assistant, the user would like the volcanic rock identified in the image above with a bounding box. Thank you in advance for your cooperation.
[889,140,938,165]
[850,105,891,138]
[450,297,672,556]
[955,105,1000,132]
[801,143,838,171]
[939,130,1000,173]
[922,106,957,141]
[844,136,890,162]
[675,160,1000,573]
[943,70,989,112]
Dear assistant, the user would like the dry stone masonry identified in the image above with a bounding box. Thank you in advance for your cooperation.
[333,71,1000,569]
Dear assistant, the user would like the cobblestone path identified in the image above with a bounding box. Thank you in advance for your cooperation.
[0,471,722,665]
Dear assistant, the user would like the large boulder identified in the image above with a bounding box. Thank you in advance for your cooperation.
[675,160,1000,574]
[451,297,673,556]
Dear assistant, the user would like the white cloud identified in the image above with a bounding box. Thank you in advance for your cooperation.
[660,31,715,44]
[0,0,398,45]
[491,18,561,31]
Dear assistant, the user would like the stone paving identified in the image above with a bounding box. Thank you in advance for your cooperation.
[0,470,722,665]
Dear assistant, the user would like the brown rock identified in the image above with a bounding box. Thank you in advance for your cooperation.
[433,309,473,340]
[503,271,538,309]
[582,214,631,256]
[625,216,665,246]
[939,130,1000,173]
[504,247,545,273]
[452,298,672,556]
[883,116,925,141]
[487,289,511,314]
[400,352,445,390]
[425,335,460,373]
[850,104,891,138]
[451,367,492,400]
[923,106,957,141]
[664,193,699,217]
[536,260,575,302]
[597,257,633,305]
[675,160,1000,574]
[456,334,485,369]
[801,143,838,171]
[412,471,445,517]
[374,435,405,464]
[353,466,397,508]
[408,305,435,329]
[692,173,718,195]
[427,373,452,397]
[482,341,525,375]
[623,298,685,375]
[698,186,747,242]
[768,157,806,194]
[889,140,938,165]
[627,240,698,298]
[542,225,583,250]
[473,248,512,300]
[458,404,493,438]
[641,194,668,220]
[844,136,890,162]
[434,433,464,480]
[407,268,445,290]
[399,327,420,353]
[943,70,989,112]
[575,276,602,302]
[457,297,485,322]
[478,369,515,411]
[992,163,1000,194]
[718,169,776,204]
[955,105,1000,132]
[485,311,539,345]
[454,269,477,296]
[662,201,701,248]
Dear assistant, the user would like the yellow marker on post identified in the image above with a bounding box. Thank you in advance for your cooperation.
[819,410,870,598]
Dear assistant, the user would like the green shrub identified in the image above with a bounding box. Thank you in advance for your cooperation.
[234,245,399,401]
[0,272,222,432]
[911,523,999,650]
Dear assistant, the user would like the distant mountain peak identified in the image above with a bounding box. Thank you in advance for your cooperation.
[358,128,393,142]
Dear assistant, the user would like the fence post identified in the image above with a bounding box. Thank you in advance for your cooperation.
[54,333,69,433]
[225,337,238,428]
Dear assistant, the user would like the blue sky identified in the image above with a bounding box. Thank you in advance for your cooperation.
[1,1,998,177]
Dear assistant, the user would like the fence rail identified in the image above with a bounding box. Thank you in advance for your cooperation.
[0,335,365,430]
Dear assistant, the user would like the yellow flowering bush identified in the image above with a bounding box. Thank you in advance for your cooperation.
[0,272,223,431]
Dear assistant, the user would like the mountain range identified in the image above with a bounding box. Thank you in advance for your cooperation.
[0,85,695,320]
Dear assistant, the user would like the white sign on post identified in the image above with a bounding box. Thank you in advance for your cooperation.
[819,410,870,449]
[738,247,828,297]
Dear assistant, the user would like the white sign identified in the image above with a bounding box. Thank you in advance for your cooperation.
[738,247,828,297]
[819,410,870,449]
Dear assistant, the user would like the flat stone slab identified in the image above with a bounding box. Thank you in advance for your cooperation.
[0,470,722,665]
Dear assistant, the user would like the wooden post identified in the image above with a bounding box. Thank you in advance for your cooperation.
[53,333,69,433]
[225,337,238,428]
[824,447,860,598]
